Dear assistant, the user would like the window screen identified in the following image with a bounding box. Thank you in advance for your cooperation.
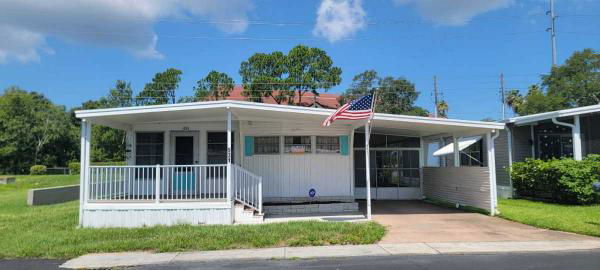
[207,132,233,164]
[284,136,311,153]
[136,132,164,165]
[254,136,280,154]
[316,136,340,154]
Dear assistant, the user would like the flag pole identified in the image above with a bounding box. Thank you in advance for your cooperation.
[365,91,378,220]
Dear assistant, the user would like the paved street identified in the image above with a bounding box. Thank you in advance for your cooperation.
[134,251,600,270]
[0,259,65,270]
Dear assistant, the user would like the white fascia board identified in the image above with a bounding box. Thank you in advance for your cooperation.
[75,100,504,130]
[75,100,332,119]
[506,104,600,125]
[373,114,505,130]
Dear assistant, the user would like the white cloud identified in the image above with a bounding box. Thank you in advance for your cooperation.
[313,0,366,42]
[0,0,253,63]
[394,0,515,26]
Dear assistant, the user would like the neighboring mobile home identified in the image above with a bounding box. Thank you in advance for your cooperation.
[75,100,504,227]
[494,104,600,198]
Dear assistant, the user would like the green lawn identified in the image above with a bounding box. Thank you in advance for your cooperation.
[498,199,600,237]
[0,175,385,259]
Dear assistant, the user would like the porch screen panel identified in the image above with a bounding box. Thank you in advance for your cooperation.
[208,132,234,164]
[136,132,164,165]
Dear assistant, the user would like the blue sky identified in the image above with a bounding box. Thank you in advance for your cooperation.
[0,0,599,120]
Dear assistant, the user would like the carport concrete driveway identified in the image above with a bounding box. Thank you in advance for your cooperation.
[361,200,596,244]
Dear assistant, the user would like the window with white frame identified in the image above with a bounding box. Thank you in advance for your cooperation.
[316,136,340,154]
[135,132,164,165]
[284,136,311,153]
[254,136,280,154]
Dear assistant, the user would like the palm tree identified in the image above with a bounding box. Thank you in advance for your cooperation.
[436,100,449,118]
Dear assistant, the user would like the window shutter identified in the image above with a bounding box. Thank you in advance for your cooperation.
[340,135,349,156]
[244,136,254,156]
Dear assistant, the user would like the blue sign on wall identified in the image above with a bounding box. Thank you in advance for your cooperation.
[309,188,316,198]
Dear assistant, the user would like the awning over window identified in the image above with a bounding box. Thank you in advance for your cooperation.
[432,136,482,156]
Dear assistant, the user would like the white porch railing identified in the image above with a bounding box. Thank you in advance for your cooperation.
[88,165,227,202]
[231,164,262,213]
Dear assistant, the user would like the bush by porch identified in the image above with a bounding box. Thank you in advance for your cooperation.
[0,175,385,259]
[510,155,600,204]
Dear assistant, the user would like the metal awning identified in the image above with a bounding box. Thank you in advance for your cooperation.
[433,136,482,156]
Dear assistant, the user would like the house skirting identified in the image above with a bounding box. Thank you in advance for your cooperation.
[81,202,232,228]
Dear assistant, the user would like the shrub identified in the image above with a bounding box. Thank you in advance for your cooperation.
[511,157,600,204]
[29,165,47,175]
[68,162,80,175]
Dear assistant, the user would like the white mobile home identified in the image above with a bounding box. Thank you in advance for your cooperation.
[75,100,504,227]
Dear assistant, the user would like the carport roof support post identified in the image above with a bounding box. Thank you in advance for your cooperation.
[486,131,499,215]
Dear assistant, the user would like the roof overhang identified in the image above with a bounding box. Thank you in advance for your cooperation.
[504,104,600,126]
[75,100,504,137]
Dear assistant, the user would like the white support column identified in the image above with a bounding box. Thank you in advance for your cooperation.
[552,116,582,161]
[486,131,499,216]
[419,137,425,198]
[573,115,582,161]
[530,125,535,158]
[453,136,460,167]
[227,110,232,199]
[506,128,514,198]
[78,120,91,227]
[365,122,372,220]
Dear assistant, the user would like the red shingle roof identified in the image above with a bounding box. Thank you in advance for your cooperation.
[221,86,341,109]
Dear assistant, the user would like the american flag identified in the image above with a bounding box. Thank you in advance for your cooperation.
[322,95,374,127]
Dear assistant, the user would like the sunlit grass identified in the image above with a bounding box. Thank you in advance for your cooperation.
[0,175,385,259]
[499,199,600,237]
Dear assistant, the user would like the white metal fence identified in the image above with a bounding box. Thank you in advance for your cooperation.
[231,164,262,213]
[88,165,227,202]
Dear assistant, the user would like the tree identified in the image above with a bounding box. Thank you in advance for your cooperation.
[193,71,235,101]
[505,85,566,116]
[286,45,342,104]
[239,45,342,105]
[0,87,76,173]
[543,48,600,107]
[507,49,600,116]
[436,100,448,118]
[340,70,429,116]
[105,80,133,107]
[240,51,293,104]
[136,68,182,105]
[70,80,133,162]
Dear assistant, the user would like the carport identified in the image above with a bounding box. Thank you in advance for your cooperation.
[361,200,595,243]
[356,113,505,216]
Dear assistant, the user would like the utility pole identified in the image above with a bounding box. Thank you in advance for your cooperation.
[500,73,506,119]
[547,0,557,67]
[433,75,439,118]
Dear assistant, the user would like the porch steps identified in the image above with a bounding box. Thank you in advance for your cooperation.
[234,203,264,224]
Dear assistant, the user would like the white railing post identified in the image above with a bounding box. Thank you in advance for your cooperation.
[155,164,160,203]
[258,176,263,214]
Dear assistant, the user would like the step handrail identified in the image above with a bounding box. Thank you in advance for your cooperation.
[231,164,262,214]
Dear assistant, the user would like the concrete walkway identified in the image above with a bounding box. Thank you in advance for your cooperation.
[365,201,597,243]
[61,240,600,269]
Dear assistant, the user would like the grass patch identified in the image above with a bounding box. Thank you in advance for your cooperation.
[498,199,600,237]
[0,175,385,259]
